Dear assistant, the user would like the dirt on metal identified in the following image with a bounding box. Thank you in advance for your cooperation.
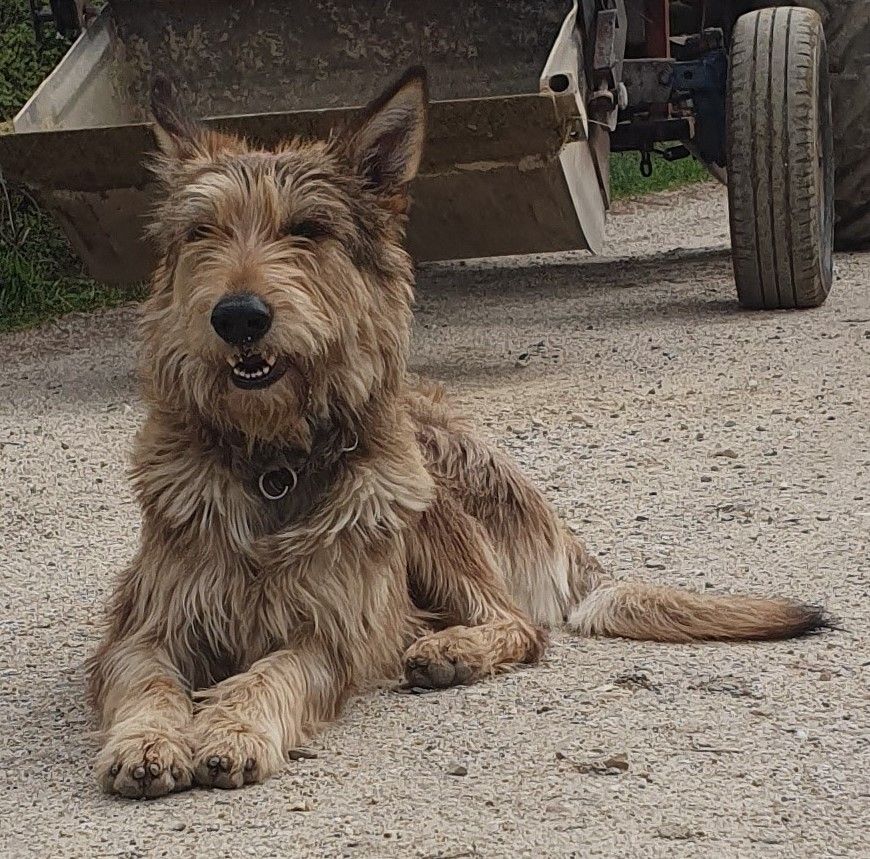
[1,183,867,857]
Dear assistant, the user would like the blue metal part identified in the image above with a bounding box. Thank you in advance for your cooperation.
[671,49,728,166]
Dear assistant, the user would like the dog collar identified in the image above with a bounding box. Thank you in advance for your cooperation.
[256,431,358,502]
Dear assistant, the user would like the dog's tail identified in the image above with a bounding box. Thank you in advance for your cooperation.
[565,541,828,642]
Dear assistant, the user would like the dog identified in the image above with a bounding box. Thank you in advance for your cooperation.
[86,67,827,799]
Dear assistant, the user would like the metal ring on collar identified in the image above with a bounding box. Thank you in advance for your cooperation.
[258,468,297,501]
[342,431,359,453]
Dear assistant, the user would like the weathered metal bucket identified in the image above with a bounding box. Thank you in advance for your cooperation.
[0,0,608,285]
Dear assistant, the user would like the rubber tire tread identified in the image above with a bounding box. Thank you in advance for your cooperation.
[727,7,833,308]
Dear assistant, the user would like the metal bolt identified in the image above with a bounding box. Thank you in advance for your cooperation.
[617,82,628,110]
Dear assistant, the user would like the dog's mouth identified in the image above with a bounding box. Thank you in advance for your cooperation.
[226,351,287,390]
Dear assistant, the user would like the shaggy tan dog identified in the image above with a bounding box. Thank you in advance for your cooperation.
[87,68,826,798]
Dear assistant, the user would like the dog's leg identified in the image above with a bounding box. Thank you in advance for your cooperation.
[403,489,547,689]
[191,641,345,789]
[89,640,193,798]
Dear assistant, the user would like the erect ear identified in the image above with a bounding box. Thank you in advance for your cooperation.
[150,76,204,159]
[349,66,428,193]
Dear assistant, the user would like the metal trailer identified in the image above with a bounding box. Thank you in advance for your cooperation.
[2,1,866,309]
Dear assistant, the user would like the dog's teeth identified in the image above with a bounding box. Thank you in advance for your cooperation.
[226,355,237,367]
[230,354,277,384]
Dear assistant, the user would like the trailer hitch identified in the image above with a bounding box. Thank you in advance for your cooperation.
[619,28,728,167]
[639,142,692,178]
[639,148,653,178]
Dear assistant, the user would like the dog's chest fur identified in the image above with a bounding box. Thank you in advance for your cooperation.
[125,412,430,686]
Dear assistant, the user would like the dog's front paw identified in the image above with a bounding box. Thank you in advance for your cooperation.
[97,725,194,799]
[192,715,283,789]
[403,628,486,689]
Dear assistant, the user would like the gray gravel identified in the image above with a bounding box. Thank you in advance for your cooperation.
[1,183,868,858]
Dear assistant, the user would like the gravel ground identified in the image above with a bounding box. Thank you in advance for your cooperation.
[1,183,868,858]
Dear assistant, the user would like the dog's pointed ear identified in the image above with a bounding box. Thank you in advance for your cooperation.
[150,76,203,159]
[350,66,428,193]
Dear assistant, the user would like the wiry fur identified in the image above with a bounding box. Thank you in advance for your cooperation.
[87,68,827,799]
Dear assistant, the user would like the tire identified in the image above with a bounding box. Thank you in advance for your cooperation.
[724,1,870,249]
[727,8,834,309]
[820,1,870,248]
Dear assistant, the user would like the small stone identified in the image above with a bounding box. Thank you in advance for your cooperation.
[447,762,468,776]
[713,448,739,459]
[559,751,629,775]
[169,821,186,832]
[289,800,312,812]
[614,671,658,692]
[700,475,713,483]
[601,753,629,772]
[288,748,319,761]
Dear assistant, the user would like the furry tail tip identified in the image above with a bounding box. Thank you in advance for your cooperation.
[567,581,831,643]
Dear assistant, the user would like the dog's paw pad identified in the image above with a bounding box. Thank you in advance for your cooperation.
[98,730,193,799]
[405,654,473,689]
[403,631,482,689]
[193,722,281,789]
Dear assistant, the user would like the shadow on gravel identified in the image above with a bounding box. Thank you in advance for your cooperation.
[412,247,743,382]
[417,247,740,326]
[418,246,734,297]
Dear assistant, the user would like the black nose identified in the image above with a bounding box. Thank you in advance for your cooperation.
[210,294,272,345]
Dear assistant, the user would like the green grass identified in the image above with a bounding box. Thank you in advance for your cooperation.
[0,180,146,330]
[0,1,69,119]
[0,0,706,333]
[0,0,142,334]
[611,150,709,199]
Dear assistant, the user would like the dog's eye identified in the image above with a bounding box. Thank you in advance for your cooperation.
[186,224,212,243]
[285,219,330,242]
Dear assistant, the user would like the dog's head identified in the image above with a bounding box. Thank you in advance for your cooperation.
[142,68,428,443]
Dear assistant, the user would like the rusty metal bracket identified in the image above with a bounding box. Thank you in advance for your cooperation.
[587,0,627,131]
[610,116,695,152]
[621,59,676,108]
